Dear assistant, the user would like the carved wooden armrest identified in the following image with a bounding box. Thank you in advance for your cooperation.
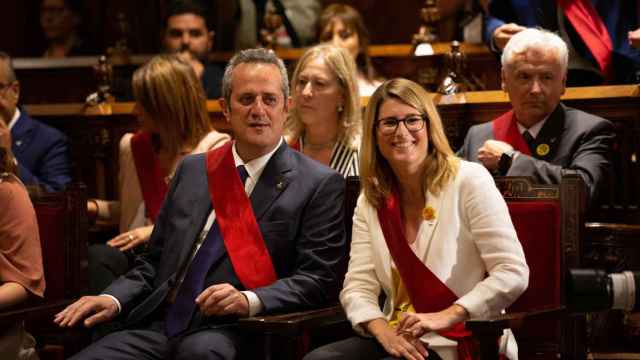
[466,306,566,360]
[586,222,640,236]
[238,305,346,336]
[0,299,72,324]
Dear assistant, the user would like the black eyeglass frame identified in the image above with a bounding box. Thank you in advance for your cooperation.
[375,113,428,135]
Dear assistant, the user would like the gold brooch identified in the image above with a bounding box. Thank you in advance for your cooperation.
[536,143,550,156]
[422,206,436,221]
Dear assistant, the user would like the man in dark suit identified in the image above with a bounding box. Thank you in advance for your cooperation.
[162,1,224,99]
[55,48,346,359]
[484,0,640,85]
[0,52,71,192]
[459,28,613,203]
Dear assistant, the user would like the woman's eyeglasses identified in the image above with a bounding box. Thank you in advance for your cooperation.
[376,114,427,135]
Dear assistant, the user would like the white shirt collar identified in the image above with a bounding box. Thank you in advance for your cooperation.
[517,116,547,139]
[7,108,20,130]
[232,137,283,193]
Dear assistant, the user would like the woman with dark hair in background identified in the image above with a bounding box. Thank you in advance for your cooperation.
[87,54,230,294]
[0,132,45,359]
[318,4,383,96]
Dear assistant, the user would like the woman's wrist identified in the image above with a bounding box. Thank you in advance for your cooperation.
[448,304,469,323]
[364,318,392,339]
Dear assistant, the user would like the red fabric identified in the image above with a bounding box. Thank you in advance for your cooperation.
[130,131,169,222]
[558,0,613,80]
[290,139,301,151]
[378,193,478,360]
[492,110,532,156]
[506,201,562,343]
[205,142,277,289]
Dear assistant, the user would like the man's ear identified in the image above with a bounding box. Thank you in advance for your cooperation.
[219,97,230,122]
[560,73,567,95]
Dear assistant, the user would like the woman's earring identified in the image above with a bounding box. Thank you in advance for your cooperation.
[337,104,344,113]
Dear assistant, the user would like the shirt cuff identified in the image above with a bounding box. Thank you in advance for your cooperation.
[100,294,121,314]
[242,291,263,317]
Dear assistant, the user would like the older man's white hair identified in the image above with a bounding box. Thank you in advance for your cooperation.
[501,28,569,73]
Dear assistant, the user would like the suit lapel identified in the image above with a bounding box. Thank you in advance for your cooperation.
[378,189,443,291]
[250,142,294,220]
[173,162,215,271]
[414,189,443,263]
[10,111,33,155]
[533,104,565,160]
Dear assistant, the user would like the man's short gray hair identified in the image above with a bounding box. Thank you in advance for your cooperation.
[0,52,17,82]
[221,48,289,110]
[501,28,569,73]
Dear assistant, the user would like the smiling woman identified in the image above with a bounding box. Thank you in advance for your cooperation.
[285,44,361,177]
[304,78,529,360]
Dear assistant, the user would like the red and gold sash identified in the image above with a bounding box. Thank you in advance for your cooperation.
[492,110,532,156]
[378,193,478,360]
[130,131,168,222]
[205,142,277,289]
[557,0,613,80]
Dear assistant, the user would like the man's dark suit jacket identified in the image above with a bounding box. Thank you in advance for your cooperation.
[458,104,614,202]
[11,110,72,192]
[484,0,640,84]
[104,142,346,331]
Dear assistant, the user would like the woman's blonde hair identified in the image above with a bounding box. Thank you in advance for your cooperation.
[285,44,361,150]
[132,54,211,156]
[361,78,459,208]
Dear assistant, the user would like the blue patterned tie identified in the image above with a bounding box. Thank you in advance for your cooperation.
[165,165,249,336]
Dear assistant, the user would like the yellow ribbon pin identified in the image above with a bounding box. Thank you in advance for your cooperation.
[422,206,436,221]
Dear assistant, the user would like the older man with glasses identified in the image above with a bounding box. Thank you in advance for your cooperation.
[0,52,71,192]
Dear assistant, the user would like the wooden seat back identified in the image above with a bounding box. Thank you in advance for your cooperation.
[493,175,587,360]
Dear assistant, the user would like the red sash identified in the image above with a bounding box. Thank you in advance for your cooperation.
[378,193,478,360]
[290,139,301,151]
[205,142,278,289]
[130,131,169,222]
[558,0,613,80]
[492,110,532,156]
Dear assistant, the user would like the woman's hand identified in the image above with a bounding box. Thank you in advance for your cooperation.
[365,318,428,360]
[397,304,469,338]
[107,225,154,252]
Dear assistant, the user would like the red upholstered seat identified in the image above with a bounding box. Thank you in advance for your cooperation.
[467,175,587,360]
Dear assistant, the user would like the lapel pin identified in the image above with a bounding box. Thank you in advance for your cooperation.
[15,140,22,147]
[422,205,436,221]
[276,180,285,191]
[536,143,550,156]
